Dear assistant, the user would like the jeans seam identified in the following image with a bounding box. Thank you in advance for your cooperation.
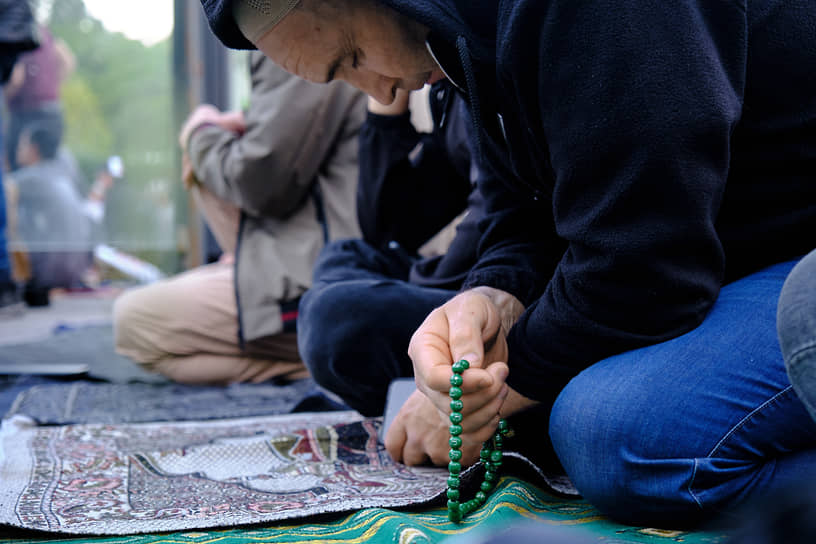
[687,458,704,508]
[787,342,816,368]
[686,385,794,509]
[705,385,794,458]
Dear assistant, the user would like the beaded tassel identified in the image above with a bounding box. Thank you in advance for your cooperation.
[446,359,511,523]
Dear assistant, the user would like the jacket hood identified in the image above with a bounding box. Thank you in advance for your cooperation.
[200,0,498,55]
[377,0,497,62]
[201,0,256,50]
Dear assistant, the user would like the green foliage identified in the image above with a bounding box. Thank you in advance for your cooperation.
[43,0,180,266]
[61,76,113,169]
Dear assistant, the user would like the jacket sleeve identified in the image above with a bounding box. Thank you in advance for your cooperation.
[357,108,471,252]
[463,0,746,404]
[188,53,364,219]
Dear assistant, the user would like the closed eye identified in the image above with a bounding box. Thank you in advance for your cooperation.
[326,50,361,83]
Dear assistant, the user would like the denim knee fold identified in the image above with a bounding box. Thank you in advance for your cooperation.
[550,259,816,526]
[778,249,816,422]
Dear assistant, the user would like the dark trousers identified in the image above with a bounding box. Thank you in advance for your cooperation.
[297,239,455,417]
[297,239,563,472]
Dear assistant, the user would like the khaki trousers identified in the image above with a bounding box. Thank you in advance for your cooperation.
[113,185,306,384]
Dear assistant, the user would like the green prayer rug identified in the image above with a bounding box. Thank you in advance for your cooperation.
[1,477,729,544]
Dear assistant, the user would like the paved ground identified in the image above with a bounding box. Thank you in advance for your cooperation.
[0,287,122,346]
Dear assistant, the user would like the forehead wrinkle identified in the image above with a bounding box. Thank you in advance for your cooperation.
[280,32,325,83]
[325,28,356,83]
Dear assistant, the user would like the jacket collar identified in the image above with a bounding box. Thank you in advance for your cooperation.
[425,32,466,93]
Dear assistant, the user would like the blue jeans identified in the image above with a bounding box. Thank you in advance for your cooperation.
[297,239,455,416]
[778,249,816,422]
[549,258,816,526]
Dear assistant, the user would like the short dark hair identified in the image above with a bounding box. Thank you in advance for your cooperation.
[21,119,63,160]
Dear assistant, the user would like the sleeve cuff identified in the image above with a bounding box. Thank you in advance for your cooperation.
[364,110,413,128]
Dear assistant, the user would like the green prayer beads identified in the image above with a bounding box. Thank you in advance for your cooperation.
[446,359,510,523]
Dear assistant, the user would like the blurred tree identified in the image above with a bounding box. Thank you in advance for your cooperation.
[41,0,179,267]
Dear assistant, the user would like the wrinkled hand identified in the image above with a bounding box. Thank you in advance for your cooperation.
[408,287,523,418]
[216,110,247,134]
[384,288,527,467]
[385,388,504,466]
[179,106,246,150]
[179,104,222,151]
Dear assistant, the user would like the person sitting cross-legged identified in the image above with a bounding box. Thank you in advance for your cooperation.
[202,0,816,527]
[113,53,365,385]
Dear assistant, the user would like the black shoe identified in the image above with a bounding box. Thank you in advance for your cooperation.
[22,284,50,307]
[0,281,25,318]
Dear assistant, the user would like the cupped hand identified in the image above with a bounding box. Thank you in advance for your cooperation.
[217,110,247,134]
[408,288,522,418]
[385,389,504,467]
[179,104,222,150]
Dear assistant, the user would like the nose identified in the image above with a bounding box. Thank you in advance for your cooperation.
[347,70,397,105]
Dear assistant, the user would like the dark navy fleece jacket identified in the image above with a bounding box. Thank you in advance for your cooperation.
[358,81,486,290]
[203,0,816,406]
[382,0,816,405]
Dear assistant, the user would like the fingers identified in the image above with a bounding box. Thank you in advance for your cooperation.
[384,412,408,464]
[449,291,504,370]
[409,291,501,391]
[424,364,492,395]
[218,111,247,134]
[403,435,433,466]
[430,361,509,417]
[179,104,222,149]
[460,417,502,454]
[385,388,504,468]
[457,363,509,418]
[409,290,510,428]
[408,307,452,395]
[385,391,437,466]
[460,384,508,433]
[408,291,506,391]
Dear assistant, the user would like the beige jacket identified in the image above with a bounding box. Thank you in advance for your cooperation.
[188,52,365,343]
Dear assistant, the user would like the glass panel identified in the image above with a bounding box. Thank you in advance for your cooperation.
[0,0,192,380]
[3,0,179,310]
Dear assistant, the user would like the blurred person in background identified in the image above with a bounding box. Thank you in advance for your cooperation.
[4,23,74,172]
[113,52,365,385]
[5,119,96,306]
[0,0,39,315]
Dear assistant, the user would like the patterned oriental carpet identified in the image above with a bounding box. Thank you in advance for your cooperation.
[1,412,449,535]
[0,404,730,542]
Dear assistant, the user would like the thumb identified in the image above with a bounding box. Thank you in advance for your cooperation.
[450,292,502,370]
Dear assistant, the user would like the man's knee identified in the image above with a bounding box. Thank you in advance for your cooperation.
[112,288,140,351]
[549,370,703,526]
[112,287,161,364]
[298,281,367,385]
[778,251,816,368]
[778,250,816,419]
[298,279,402,415]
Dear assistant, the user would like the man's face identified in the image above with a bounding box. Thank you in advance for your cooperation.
[254,2,446,105]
